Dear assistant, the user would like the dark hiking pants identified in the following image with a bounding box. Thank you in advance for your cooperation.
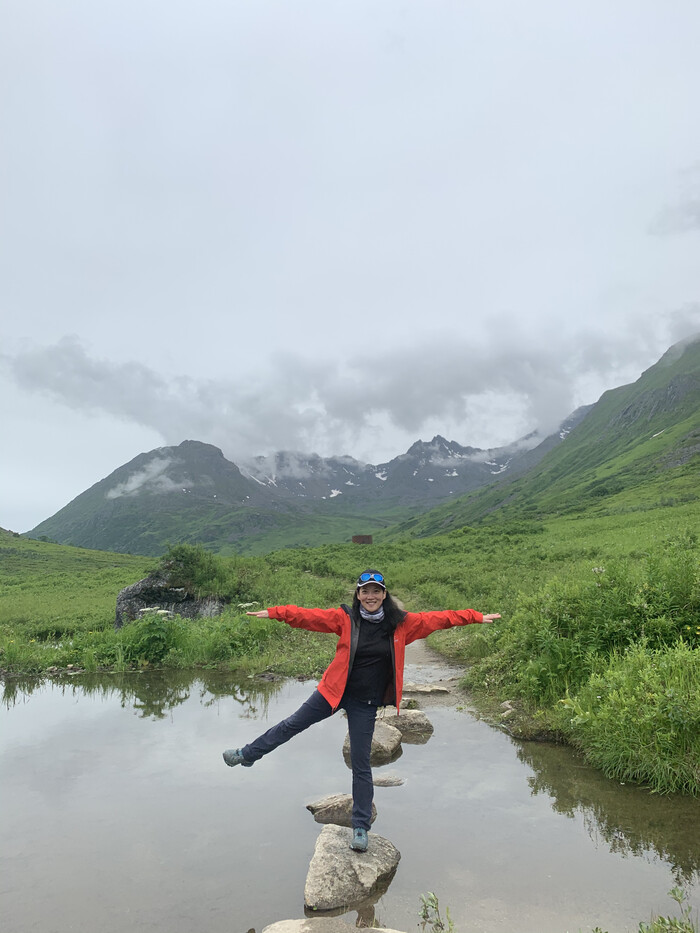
[242,688,377,831]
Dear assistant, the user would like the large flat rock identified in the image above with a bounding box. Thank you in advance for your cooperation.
[264,921,407,933]
[402,682,450,695]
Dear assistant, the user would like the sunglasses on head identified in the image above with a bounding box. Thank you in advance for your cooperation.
[358,572,384,584]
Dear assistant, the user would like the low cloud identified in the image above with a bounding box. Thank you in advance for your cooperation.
[243,451,336,481]
[3,317,700,465]
[650,164,700,236]
[105,456,180,498]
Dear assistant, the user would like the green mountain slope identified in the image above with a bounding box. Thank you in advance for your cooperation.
[25,337,700,555]
[386,336,700,538]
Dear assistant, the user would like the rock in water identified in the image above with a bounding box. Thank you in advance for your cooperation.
[342,721,402,766]
[263,922,355,933]
[379,707,434,739]
[306,793,377,827]
[402,682,450,694]
[304,825,401,911]
[372,773,405,787]
[263,921,408,933]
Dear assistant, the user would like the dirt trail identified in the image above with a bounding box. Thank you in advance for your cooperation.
[401,640,475,710]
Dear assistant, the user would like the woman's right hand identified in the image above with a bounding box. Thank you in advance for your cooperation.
[246,609,269,618]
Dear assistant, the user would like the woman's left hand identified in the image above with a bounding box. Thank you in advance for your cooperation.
[482,613,501,623]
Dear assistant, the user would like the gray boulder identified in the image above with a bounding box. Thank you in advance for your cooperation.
[342,721,402,767]
[306,793,377,827]
[380,706,433,735]
[114,573,227,628]
[304,825,401,911]
[379,708,434,745]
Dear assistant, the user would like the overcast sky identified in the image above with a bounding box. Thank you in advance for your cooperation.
[2,1,700,533]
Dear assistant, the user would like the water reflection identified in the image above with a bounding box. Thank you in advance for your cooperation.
[3,672,700,933]
[517,740,700,884]
[1,668,281,721]
[302,867,400,925]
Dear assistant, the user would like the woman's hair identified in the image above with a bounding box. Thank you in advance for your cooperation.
[351,589,405,634]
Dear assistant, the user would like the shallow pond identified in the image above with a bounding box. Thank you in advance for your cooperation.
[1,648,699,933]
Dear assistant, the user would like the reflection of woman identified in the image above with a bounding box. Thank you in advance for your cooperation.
[223,570,500,852]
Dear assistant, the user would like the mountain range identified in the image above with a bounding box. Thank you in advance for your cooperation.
[27,336,700,556]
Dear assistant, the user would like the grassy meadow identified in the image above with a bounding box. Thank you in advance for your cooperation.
[2,496,700,795]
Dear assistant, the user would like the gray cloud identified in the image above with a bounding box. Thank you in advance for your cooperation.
[4,315,700,471]
[650,165,700,236]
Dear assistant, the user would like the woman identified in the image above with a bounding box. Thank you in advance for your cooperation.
[223,569,500,852]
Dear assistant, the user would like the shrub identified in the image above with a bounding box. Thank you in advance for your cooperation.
[465,539,700,707]
[121,612,188,665]
[560,641,700,795]
[153,543,232,598]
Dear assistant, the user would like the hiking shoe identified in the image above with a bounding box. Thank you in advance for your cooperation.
[222,748,253,768]
[350,828,368,852]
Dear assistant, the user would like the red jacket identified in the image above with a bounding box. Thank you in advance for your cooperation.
[267,605,484,712]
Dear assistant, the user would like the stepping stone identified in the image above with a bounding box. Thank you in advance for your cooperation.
[380,707,434,737]
[304,825,401,912]
[263,920,408,933]
[373,773,405,787]
[402,682,450,694]
[306,793,377,827]
[343,721,402,766]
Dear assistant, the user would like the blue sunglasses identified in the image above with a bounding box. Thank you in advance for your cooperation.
[357,572,385,585]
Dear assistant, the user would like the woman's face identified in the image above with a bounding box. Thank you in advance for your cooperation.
[357,583,387,613]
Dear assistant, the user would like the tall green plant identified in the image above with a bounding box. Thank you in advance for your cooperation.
[560,640,700,794]
[154,543,228,596]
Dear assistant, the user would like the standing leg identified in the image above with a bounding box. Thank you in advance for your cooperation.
[240,689,334,763]
[343,696,378,831]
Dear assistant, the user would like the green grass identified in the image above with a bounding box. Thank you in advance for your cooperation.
[2,499,700,795]
[0,532,152,639]
[558,640,700,795]
[0,532,340,677]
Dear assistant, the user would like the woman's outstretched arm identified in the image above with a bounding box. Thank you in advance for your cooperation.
[246,605,346,635]
[247,608,501,629]
[401,608,501,642]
